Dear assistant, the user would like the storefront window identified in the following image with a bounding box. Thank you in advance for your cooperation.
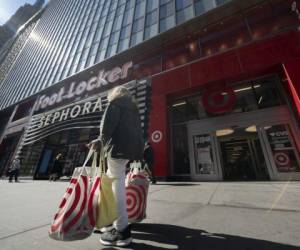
[171,124,190,174]
[253,77,285,109]
[265,124,300,173]
[199,16,251,57]
[170,76,285,124]
[231,82,258,113]
[245,1,299,40]
[193,134,215,174]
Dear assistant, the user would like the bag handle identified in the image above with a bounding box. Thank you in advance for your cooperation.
[83,148,95,168]
[99,141,106,175]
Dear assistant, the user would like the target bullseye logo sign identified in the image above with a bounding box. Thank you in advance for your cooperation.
[151,130,163,143]
[201,87,236,114]
[274,152,290,166]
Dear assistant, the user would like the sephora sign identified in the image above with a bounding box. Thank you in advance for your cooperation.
[35,61,133,111]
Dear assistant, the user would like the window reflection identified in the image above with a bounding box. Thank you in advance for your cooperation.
[170,76,285,124]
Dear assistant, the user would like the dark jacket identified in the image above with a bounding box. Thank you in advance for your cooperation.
[144,143,154,167]
[99,95,144,160]
[51,158,63,175]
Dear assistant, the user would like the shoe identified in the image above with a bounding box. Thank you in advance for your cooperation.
[94,224,113,234]
[100,225,132,247]
[100,224,113,233]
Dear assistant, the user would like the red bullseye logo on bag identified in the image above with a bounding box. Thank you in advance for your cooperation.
[201,86,236,114]
[126,169,149,223]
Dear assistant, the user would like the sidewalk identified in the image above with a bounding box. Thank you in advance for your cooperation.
[0,180,300,249]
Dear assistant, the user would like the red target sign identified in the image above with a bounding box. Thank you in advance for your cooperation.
[274,152,290,166]
[202,87,236,114]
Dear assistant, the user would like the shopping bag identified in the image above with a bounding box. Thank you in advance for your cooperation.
[49,149,100,241]
[95,152,118,229]
[126,161,150,223]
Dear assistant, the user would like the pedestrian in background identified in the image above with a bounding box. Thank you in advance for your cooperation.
[90,86,143,247]
[8,157,21,182]
[143,141,156,184]
[49,153,63,181]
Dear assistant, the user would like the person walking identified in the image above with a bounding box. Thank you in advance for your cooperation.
[90,86,143,247]
[49,153,63,181]
[8,157,21,182]
[143,141,157,184]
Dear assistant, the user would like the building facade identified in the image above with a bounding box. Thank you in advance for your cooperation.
[0,0,300,181]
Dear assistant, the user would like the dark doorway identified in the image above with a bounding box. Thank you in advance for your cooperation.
[218,127,269,181]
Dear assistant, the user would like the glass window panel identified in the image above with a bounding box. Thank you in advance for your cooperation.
[102,21,113,37]
[113,15,123,31]
[118,37,130,52]
[110,1,118,10]
[195,0,215,15]
[176,5,194,24]
[120,25,131,39]
[200,17,251,57]
[145,10,158,26]
[90,43,99,56]
[147,0,159,12]
[246,1,299,40]
[118,0,126,5]
[160,0,172,5]
[130,30,143,46]
[230,82,258,113]
[126,0,135,10]
[132,17,144,33]
[86,54,96,67]
[109,31,120,45]
[107,11,116,21]
[216,0,230,5]
[265,124,300,172]
[159,15,175,32]
[163,42,199,70]
[94,27,104,42]
[116,4,126,16]
[144,23,158,39]
[99,36,109,50]
[134,1,146,19]
[98,50,107,62]
[160,2,175,19]
[253,77,285,109]
[106,43,118,57]
[123,8,134,25]
[176,0,193,10]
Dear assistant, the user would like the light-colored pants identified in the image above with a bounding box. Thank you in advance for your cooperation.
[106,157,129,231]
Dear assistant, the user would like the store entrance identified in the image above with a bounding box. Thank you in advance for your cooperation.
[218,128,269,181]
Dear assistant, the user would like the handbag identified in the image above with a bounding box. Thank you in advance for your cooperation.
[126,161,150,223]
[49,149,101,241]
[95,148,118,229]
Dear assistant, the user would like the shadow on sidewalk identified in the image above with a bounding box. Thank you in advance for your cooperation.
[103,223,300,250]
[152,183,200,186]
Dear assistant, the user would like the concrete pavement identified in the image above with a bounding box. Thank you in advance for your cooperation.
[0,180,300,249]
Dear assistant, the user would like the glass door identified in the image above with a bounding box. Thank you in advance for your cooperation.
[217,126,269,181]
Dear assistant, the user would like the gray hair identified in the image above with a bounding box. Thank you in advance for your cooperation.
[107,86,132,102]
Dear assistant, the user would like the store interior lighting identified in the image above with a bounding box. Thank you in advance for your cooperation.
[216,128,234,137]
[245,125,257,132]
[172,101,186,107]
[234,84,261,93]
